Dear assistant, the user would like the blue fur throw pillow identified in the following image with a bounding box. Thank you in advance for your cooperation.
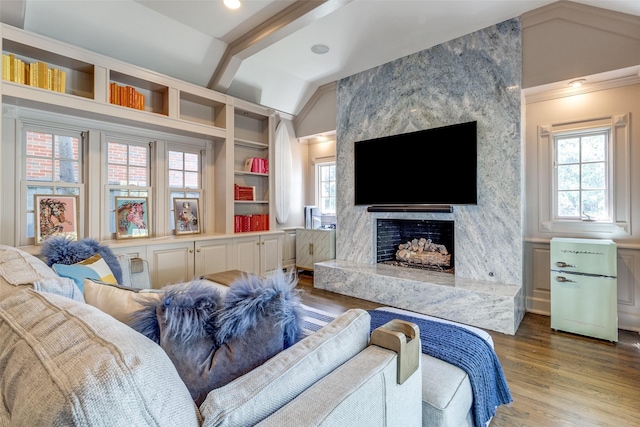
[129,270,302,405]
[41,237,123,284]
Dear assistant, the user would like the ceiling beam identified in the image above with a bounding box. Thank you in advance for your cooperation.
[209,0,352,92]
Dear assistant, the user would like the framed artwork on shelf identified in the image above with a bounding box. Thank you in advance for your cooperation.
[115,196,150,239]
[34,195,79,245]
[174,198,201,235]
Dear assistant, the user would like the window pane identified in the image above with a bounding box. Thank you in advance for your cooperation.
[27,186,53,210]
[128,166,148,186]
[129,145,147,166]
[184,172,198,189]
[558,191,580,217]
[26,131,52,157]
[582,190,606,217]
[108,143,127,164]
[581,163,605,189]
[56,159,78,183]
[108,165,128,185]
[55,135,78,161]
[557,138,579,164]
[581,135,605,162]
[184,153,199,172]
[168,151,183,170]
[169,170,183,188]
[557,164,579,190]
[27,158,53,181]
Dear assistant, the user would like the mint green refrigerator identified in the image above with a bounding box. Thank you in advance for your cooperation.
[550,238,618,342]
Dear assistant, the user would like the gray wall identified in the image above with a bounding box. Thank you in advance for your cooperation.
[335,18,523,286]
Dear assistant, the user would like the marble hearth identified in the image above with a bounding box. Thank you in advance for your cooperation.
[314,260,524,335]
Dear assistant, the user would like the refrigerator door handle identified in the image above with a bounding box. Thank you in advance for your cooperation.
[556,276,576,283]
[556,261,575,268]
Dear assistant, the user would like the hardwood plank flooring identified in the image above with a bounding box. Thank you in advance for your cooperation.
[295,271,640,427]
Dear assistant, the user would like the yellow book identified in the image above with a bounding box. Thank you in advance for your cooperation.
[9,54,15,82]
[2,54,9,81]
[37,61,47,89]
[59,70,66,93]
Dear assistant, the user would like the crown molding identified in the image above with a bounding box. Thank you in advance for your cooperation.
[524,66,640,104]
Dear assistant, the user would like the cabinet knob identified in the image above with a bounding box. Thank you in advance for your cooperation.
[189,249,194,253]
[197,248,201,252]
[257,242,260,245]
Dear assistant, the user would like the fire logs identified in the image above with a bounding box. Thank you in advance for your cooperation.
[396,238,451,268]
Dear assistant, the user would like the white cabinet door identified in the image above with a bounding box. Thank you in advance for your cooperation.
[233,236,260,275]
[282,228,297,270]
[260,234,283,275]
[296,228,336,270]
[195,238,234,276]
[147,242,195,288]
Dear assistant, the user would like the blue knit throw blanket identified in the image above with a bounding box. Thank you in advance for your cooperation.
[369,310,512,427]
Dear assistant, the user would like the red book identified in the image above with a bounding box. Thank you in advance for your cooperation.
[251,158,261,173]
[251,215,260,231]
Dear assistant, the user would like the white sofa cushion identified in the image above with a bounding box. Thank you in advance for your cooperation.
[83,278,162,324]
[0,288,200,426]
[200,308,371,427]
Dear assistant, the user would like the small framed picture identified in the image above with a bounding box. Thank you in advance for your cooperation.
[174,198,201,235]
[34,195,79,245]
[115,197,150,239]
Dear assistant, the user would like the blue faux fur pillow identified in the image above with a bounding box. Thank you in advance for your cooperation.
[130,270,302,405]
[41,237,123,284]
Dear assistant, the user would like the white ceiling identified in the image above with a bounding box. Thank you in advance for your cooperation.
[2,0,639,116]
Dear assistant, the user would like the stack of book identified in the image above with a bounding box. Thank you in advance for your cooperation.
[243,157,269,174]
[234,214,269,232]
[2,54,66,93]
[234,184,256,201]
[109,82,145,110]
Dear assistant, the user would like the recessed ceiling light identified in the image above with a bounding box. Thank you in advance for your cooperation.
[224,0,241,10]
[311,44,330,55]
[568,79,586,88]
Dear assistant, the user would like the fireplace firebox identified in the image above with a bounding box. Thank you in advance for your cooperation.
[376,219,454,273]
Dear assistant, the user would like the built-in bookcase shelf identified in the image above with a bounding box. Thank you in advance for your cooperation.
[232,102,272,233]
[1,23,275,237]
[109,70,169,115]
[2,38,94,99]
[179,91,227,128]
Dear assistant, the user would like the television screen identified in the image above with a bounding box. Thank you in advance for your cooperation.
[354,121,477,206]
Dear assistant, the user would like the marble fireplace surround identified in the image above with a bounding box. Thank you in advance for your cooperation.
[314,259,524,335]
[314,19,526,335]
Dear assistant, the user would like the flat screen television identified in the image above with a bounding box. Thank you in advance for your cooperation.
[354,121,477,206]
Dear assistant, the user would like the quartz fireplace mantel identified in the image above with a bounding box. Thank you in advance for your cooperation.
[314,260,524,335]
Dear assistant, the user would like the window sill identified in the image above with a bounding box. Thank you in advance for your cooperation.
[540,219,629,235]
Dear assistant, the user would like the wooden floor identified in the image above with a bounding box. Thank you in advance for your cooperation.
[296,272,640,427]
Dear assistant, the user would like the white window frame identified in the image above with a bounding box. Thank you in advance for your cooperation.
[538,113,630,235]
[102,134,152,239]
[552,127,612,221]
[167,145,203,232]
[19,123,85,246]
[315,160,336,216]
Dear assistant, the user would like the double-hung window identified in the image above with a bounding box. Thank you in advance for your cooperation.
[168,148,202,231]
[106,138,150,237]
[23,127,83,244]
[317,162,336,215]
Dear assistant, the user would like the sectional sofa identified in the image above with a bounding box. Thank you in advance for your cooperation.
[0,245,422,426]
